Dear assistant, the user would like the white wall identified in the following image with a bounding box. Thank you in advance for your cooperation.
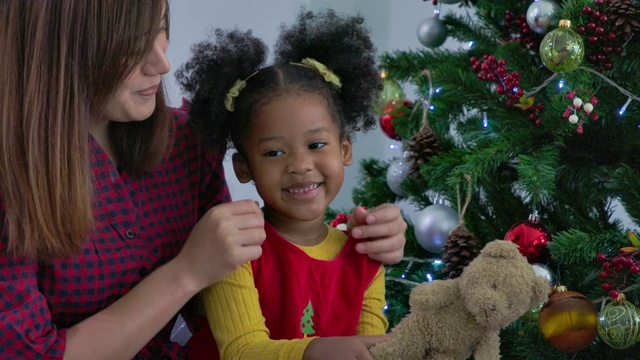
[165,0,468,212]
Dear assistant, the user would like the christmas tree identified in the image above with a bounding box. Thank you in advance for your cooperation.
[348,0,640,358]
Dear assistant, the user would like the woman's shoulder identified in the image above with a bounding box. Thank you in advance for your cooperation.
[169,97,192,127]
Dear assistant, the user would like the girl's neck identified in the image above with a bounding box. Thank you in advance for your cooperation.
[263,207,328,247]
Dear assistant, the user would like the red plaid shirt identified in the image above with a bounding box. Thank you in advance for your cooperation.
[0,104,230,359]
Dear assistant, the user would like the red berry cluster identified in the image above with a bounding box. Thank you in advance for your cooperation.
[562,91,599,134]
[576,2,623,71]
[470,54,544,124]
[503,10,540,49]
[329,213,351,228]
[597,251,640,299]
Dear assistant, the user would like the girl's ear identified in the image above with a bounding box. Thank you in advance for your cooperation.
[232,152,253,183]
[341,137,353,166]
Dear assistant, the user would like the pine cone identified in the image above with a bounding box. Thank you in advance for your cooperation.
[607,0,640,39]
[406,127,441,176]
[442,225,481,279]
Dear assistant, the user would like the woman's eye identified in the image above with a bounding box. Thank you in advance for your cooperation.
[309,142,326,150]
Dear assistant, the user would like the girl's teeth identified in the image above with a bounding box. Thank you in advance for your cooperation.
[288,184,318,193]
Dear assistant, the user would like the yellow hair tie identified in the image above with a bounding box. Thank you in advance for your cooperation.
[224,79,247,112]
[298,58,342,88]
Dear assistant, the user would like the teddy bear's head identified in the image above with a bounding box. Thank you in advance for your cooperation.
[458,240,550,331]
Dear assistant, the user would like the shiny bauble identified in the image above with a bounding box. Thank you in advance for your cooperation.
[532,263,557,288]
[414,201,459,253]
[540,20,585,73]
[379,115,401,140]
[386,157,413,196]
[521,301,544,324]
[375,78,405,116]
[597,297,640,349]
[526,0,560,34]
[504,213,552,264]
[417,16,448,49]
[538,286,598,353]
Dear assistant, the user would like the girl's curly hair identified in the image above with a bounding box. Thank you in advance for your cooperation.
[176,9,381,154]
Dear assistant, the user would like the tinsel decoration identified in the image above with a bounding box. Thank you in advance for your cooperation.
[442,175,481,279]
[407,70,442,176]
[607,0,640,39]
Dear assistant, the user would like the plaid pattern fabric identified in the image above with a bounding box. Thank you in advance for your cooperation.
[0,105,230,359]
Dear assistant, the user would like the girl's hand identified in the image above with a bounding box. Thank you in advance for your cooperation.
[303,335,388,360]
[348,204,406,264]
[175,200,266,292]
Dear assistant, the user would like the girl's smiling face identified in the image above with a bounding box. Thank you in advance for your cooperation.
[232,92,352,227]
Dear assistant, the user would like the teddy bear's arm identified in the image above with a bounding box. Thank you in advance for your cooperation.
[472,331,500,360]
[409,280,459,311]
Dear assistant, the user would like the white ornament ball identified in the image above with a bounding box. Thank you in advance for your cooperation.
[414,203,459,253]
[417,16,448,48]
[526,0,561,34]
[583,103,594,113]
[568,114,579,124]
[386,158,413,196]
[573,97,583,108]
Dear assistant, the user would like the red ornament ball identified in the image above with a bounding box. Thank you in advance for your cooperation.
[504,213,552,264]
[379,115,401,140]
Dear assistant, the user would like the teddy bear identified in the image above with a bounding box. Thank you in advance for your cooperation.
[370,240,550,360]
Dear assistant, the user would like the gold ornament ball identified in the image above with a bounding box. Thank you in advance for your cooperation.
[597,297,640,349]
[539,20,585,73]
[375,75,405,116]
[538,286,598,353]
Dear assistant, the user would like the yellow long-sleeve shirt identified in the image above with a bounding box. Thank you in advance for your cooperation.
[201,225,387,360]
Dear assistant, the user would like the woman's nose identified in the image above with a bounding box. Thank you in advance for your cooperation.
[142,37,171,76]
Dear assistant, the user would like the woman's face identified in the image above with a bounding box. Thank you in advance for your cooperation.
[102,20,170,123]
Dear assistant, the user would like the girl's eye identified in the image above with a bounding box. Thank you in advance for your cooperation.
[309,142,326,150]
[264,150,283,157]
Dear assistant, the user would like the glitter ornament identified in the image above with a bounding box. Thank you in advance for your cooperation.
[538,286,598,353]
[526,0,561,34]
[386,157,413,196]
[597,294,640,349]
[540,20,585,72]
[414,197,459,254]
[504,212,552,264]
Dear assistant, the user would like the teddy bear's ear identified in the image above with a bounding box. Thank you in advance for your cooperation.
[530,276,551,308]
[480,240,522,259]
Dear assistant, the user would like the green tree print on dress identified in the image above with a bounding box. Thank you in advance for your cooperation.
[300,300,315,337]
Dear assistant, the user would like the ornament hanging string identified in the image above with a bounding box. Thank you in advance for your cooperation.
[453,174,472,231]
[409,69,434,130]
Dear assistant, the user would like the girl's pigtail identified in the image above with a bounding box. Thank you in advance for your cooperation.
[176,29,267,149]
[274,9,381,136]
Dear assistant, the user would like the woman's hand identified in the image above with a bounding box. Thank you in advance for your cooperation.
[348,204,406,264]
[174,200,266,292]
[303,335,388,360]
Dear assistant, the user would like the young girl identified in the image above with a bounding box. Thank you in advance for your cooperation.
[178,9,390,360]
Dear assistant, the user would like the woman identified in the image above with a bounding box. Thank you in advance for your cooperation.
[0,1,406,359]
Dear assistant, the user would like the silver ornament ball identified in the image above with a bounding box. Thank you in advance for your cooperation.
[417,16,448,48]
[386,158,413,196]
[532,263,556,287]
[526,0,560,34]
[414,203,458,253]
